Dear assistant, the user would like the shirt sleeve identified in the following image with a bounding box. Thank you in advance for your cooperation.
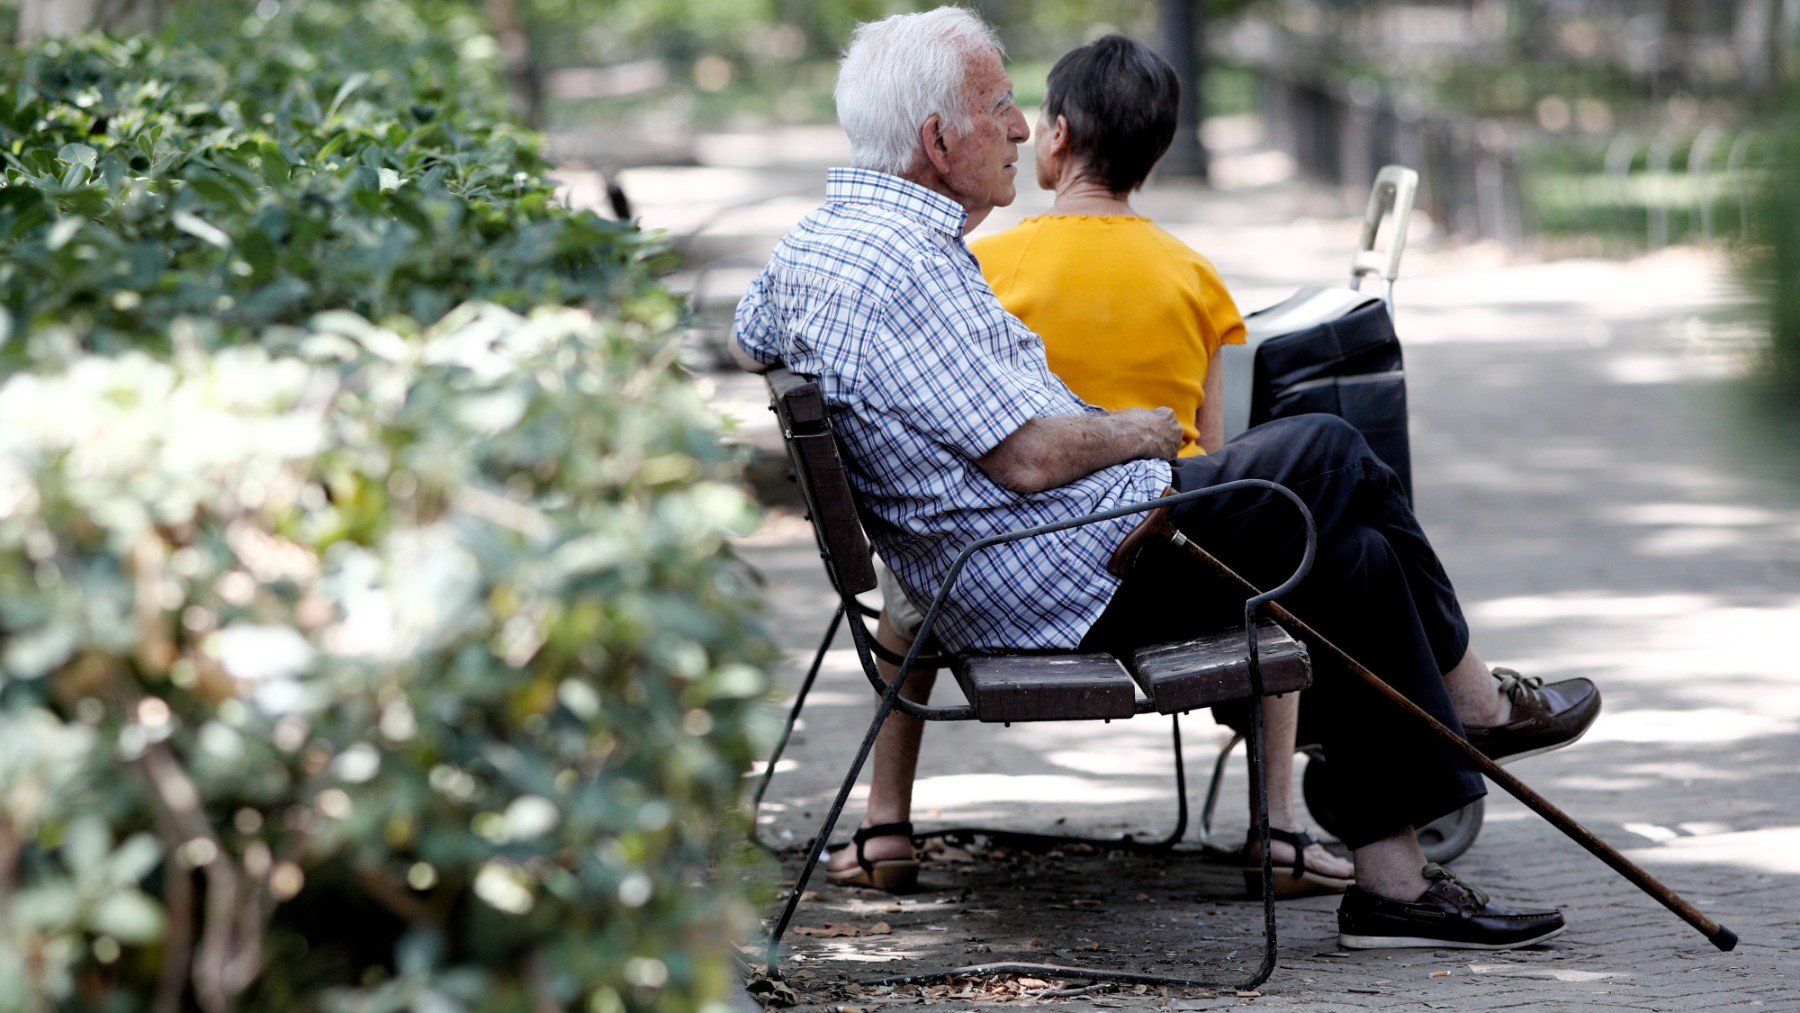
[731,267,784,367]
[860,251,1063,458]
[1197,260,1248,354]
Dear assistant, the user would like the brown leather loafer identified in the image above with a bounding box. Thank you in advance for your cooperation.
[1338,864,1566,950]
[1464,668,1601,764]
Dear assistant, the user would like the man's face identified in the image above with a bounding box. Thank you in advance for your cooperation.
[937,46,1030,222]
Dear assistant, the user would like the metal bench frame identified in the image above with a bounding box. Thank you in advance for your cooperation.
[752,367,1324,992]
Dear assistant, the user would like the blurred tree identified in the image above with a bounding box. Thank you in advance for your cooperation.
[1735,0,1792,98]
[1158,0,1206,179]
[17,0,165,44]
[1157,0,1255,183]
[487,0,546,126]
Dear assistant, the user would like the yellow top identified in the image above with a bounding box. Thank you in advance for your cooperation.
[970,215,1246,457]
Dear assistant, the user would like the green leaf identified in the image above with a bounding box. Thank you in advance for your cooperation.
[91,890,166,944]
[56,142,98,170]
[172,210,232,249]
[325,72,371,121]
[45,215,83,251]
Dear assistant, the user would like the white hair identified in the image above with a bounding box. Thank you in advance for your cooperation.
[834,7,1005,175]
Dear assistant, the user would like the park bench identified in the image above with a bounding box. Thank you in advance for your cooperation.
[752,366,1323,992]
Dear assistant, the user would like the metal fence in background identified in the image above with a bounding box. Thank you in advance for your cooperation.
[1254,68,1771,253]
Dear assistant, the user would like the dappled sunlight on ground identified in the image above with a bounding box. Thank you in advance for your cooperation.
[1625,826,1800,877]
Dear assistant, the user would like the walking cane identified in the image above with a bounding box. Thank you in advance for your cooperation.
[1129,510,1739,952]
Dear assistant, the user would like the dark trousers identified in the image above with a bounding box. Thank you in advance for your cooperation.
[1081,414,1485,848]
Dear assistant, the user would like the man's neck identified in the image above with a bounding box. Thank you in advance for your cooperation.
[897,165,985,236]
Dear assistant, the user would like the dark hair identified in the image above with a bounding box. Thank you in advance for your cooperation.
[1043,35,1181,194]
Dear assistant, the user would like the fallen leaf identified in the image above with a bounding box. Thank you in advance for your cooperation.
[743,973,800,1007]
[793,922,886,938]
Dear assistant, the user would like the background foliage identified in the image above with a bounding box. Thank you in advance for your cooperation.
[0,0,668,362]
[0,2,774,1010]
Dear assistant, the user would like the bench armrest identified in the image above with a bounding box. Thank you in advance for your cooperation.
[888,479,1317,717]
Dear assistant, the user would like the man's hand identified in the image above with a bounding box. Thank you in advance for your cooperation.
[977,407,1182,495]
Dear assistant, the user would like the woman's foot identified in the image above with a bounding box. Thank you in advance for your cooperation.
[825,821,920,893]
[1243,826,1355,898]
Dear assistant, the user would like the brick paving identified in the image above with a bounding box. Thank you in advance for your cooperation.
[564,115,1800,1009]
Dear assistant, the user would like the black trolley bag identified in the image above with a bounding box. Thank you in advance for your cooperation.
[1219,165,1420,500]
[1246,290,1412,499]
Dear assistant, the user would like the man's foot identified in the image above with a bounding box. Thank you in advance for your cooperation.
[1338,864,1565,950]
[1464,668,1601,764]
[1242,827,1355,898]
[824,822,919,893]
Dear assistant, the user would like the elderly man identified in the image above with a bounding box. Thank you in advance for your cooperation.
[731,7,1597,950]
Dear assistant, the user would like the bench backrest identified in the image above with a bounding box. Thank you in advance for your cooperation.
[766,368,879,596]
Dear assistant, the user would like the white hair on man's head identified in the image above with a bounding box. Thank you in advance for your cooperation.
[834,6,1004,175]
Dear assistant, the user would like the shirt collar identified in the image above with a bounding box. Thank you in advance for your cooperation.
[826,167,969,238]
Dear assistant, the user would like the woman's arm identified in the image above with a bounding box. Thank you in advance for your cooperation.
[1196,363,1225,454]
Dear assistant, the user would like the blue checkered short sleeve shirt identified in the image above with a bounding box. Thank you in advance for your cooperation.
[735,169,1172,651]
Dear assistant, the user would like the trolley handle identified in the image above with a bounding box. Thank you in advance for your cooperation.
[1350,164,1419,311]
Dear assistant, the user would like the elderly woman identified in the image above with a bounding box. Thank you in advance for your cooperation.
[968,35,1352,895]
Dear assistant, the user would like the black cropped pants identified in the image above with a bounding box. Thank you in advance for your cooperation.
[1081,414,1485,849]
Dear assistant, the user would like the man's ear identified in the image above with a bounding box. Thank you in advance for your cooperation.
[920,113,954,175]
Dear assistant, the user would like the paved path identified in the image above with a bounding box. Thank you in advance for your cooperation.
[562,117,1800,1009]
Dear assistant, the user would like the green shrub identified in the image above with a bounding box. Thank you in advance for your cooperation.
[0,305,775,1010]
[0,3,776,1009]
[0,2,668,364]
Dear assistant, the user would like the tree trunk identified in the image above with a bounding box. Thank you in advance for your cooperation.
[1735,0,1787,97]
[485,0,545,129]
[1157,0,1210,182]
[1655,0,1698,96]
[18,0,165,45]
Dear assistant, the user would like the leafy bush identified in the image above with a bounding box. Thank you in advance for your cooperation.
[0,2,668,364]
[0,3,775,1010]
[0,306,774,1011]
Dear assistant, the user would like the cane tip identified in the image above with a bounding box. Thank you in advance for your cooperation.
[1710,926,1739,952]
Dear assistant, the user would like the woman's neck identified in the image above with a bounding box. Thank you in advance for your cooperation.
[1048,174,1138,217]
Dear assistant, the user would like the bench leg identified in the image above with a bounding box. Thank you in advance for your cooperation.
[1242,620,1281,990]
[764,610,922,978]
[749,605,844,852]
[799,620,1284,994]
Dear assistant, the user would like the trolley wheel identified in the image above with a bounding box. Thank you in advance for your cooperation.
[1300,746,1484,864]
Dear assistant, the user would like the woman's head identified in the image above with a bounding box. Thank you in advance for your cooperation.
[1039,35,1181,194]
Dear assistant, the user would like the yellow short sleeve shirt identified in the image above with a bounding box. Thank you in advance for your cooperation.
[970,216,1246,457]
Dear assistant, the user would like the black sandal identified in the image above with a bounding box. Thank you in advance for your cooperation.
[825,821,920,893]
[1241,827,1354,899]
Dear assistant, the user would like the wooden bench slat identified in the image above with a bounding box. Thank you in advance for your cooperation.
[952,653,1139,723]
[1128,621,1311,715]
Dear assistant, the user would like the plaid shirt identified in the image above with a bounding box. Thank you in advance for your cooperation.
[735,168,1171,651]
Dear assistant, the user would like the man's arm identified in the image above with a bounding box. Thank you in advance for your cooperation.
[727,331,770,374]
[976,407,1183,495]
